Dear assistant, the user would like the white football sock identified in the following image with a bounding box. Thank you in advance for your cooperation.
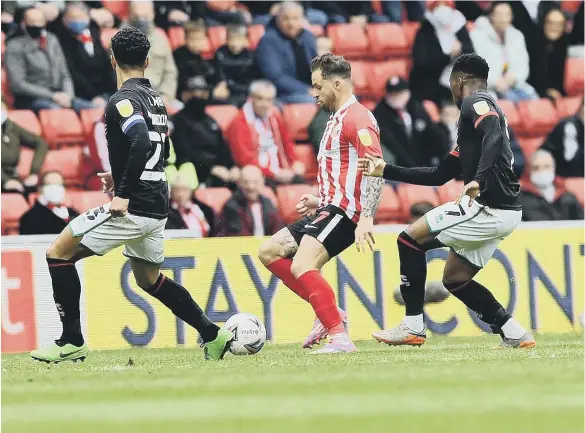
[501,318,526,339]
[403,314,424,333]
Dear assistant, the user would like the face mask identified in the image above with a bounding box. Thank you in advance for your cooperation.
[386,93,410,110]
[1,111,7,125]
[42,184,65,205]
[185,96,208,115]
[26,25,45,39]
[131,19,152,33]
[433,5,454,28]
[66,20,89,34]
[530,171,555,188]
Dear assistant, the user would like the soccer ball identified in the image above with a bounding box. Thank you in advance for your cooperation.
[224,313,266,355]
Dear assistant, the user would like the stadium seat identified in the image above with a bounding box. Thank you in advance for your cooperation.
[396,184,439,221]
[555,96,582,119]
[367,60,409,99]
[27,190,110,211]
[295,144,319,181]
[437,180,464,204]
[42,147,84,187]
[516,99,558,136]
[195,187,233,215]
[367,23,408,58]
[327,23,368,59]
[39,109,85,148]
[7,110,42,135]
[100,27,118,50]
[282,104,317,142]
[375,185,401,223]
[79,108,105,137]
[565,58,584,96]
[561,1,583,14]
[307,24,324,37]
[350,61,369,97]
[497,99,521,132]
[208,26,227,50]
[518,136,545,159]
[564,177,584,207]
[2,193,29,235]
[423,100,440,122]
[102,0,129,20]
[167,26,186,50]
[402,21,420,50]
[248,24,265,50]
[276,184,318,224]
[205,105,239,131]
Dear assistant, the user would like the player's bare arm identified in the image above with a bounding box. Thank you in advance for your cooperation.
[355,176,384,253]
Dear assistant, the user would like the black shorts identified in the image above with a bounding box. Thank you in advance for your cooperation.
[287,204,357,258]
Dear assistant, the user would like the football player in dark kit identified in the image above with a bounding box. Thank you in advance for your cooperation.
[360,53,535,349]
[31,27,233,363]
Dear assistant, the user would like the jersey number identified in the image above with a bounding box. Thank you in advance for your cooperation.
[146,131,164,170]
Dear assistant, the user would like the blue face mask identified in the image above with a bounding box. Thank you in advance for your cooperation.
[67,20,89,34]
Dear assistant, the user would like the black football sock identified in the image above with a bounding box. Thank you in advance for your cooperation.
[47,258,84,346]
[448,279,511,333]
[145,274,219,343]
[397,232,427,316]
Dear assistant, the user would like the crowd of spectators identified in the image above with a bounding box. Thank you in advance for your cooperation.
[1,0,583,236]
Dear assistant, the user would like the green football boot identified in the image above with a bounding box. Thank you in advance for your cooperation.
[30,340,89,364]
[203,328,234,360]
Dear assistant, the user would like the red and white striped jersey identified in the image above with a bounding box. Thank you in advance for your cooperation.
[317,95,382,223]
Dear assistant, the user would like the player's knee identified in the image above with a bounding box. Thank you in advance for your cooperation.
[258,240,280,266]
[290,258,310,280]
[442,276,471,293]
[46,243,69,260]
[135,273,157,291]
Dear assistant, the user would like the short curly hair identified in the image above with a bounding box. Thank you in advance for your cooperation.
[310,53,351,80]
[451,53,490,81]
[111,27,151,70]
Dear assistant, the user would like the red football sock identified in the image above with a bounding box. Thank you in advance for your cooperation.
[266,258,310,302]
[297,270,343,334]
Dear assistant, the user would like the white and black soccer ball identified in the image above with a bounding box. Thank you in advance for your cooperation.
[224,313,266,355]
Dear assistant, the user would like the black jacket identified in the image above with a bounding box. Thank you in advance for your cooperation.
[154,1,205,30]
[19,202,79,235]
[214,45,256,106]
[528,30,568,98]
[541,115,584,177]
[165,197,216,234]
[409,19,474,104]
[173,46,220,98]
[518,181,583,221]
[373,98,449,167]
[217,190,283,237]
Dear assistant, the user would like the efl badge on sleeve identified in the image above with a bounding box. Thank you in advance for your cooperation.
[358,129,372,146]
[472,101,490,116]
[115,99,134,118]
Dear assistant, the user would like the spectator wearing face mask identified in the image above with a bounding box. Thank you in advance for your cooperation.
[540,99,585,178]
[19,171,79,235]
[47,2,115,108]
[1,99,48,194]
[518,149,583,221]
[410,1,474,104]
[217,165,284,237]
[373,76,448,168]
[172,76,239,189]
[166,173,216,236]
[471,2,539,103]
[127,0,178,103]
[5,7,97,112]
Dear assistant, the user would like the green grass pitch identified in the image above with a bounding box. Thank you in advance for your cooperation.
[2,334,583,433]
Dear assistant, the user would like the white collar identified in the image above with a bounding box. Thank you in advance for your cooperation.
[333,94,357,118]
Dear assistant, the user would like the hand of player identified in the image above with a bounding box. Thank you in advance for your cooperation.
[296,194,318,217]
[355,216,375,254]
[455,180,480,207]
[357,153,386,177]
[97,171,114,192]
[109,196,129,218]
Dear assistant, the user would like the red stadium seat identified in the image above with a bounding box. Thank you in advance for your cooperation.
[276,184,318,224]
[2,193,29,234]
[555,96,582,119]
[27,190,110,211]
[518,136,545,159]
[248,24,265,50]
[402,21,420,51]
[375,185,401,223]
[195,187,233,215]
[562,1,583,14]
[517,99,558,136]
[423,100,440,122]
[497,99,521,132]
[208,26,227,50]
[167,26,186,50]
[565,58,584,96]
[42,148,84,187]
[295,144,318,181]
[350,61,369,97]
[100,27,118,50]
[102,0,129,20]
[367,60,409,99]
[39,109,84,148]
[564,177,584,207]
[367,23,408,58]
[396,184,439,221]
[437,180,464,204]
[307,24,324,37]
[79,108,105,137]
[282,104,317,142]
[205,105,239,131]
[7,110,41,135]
[327,23,368,59]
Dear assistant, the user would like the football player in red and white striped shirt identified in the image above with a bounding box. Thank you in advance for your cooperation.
[258,54,384,354]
